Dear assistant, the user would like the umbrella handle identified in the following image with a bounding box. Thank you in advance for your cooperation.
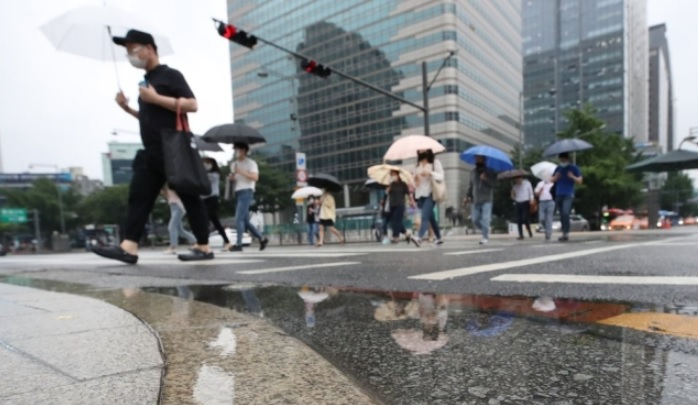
[106,26,122,91]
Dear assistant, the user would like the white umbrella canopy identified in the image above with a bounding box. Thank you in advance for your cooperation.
[291,186,323,199]
[383,135,445,161]
[531,161,558,180]
[367,164,415,186]
[40,5,174,61]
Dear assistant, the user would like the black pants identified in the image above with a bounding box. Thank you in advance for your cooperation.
[390,205,407,238]
[203,196,228,244]
[516,201,532,238]
[124,150,209,245]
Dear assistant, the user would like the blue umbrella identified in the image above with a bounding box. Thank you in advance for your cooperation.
[543,138,593,157]
[460,145,514,172]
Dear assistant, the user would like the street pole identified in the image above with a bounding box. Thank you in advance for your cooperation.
[33,209,41,253]
[422,61,430,136]
[57,185,66,235]
[518,91,524,168]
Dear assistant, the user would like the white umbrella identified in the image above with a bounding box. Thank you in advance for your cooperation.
[383,135,445,161]
[40,5,173,88]
[367,164,415,186]
[291,186,323,199]
[531,161,558,180]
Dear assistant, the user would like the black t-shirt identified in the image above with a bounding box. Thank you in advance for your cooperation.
[306,205,316,223]
[388,182,409,208]
[139,65,195,155]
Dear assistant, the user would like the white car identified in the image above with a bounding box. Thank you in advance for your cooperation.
[208,229,252,247]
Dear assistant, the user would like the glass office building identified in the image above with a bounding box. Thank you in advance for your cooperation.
[648,24,674,152]
[522,0,648,148]
[227,0,522,208]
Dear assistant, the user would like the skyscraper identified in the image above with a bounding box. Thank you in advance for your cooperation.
[523,0,648,147]
[227,0,522,208]
[648,24,674,152]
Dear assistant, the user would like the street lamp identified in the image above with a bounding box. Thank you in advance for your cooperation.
[422,49,458,136]
[28,163,66,235]
[257,68,299,132]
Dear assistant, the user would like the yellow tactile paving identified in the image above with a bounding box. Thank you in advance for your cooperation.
[598,312,698,340]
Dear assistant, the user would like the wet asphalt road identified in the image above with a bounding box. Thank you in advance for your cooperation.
[3,228,698,404]
[1,229,697,304]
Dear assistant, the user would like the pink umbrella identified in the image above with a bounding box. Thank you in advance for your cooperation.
[383,135,445,161]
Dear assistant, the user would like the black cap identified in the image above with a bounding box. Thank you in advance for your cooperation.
[559,152,570,159]
[112,29,158,52]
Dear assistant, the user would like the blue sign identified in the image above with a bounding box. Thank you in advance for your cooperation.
[0,173,73,184]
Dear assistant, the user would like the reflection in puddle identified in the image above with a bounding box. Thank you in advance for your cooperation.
[193,364,235,405]
[144,284,698,404]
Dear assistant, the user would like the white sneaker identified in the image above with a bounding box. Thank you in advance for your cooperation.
[432,239,444,246]
[479,239,488,245]
[381,237,390,245]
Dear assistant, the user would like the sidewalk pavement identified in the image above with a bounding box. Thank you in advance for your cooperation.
[0,283,163,404]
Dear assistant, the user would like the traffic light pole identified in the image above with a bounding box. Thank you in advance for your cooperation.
[421,61,430,136]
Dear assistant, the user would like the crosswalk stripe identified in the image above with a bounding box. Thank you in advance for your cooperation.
[444,248,503,256]
[408,243,640,280]
[237,261,361,275]
[492,274,698,285]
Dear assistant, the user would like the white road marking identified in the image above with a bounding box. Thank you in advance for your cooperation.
[410,235,697,281]
[646,242,696,246]
[444,249,503,256]
[236,261,361,275]
[234,252,364,258]
[492,274,698,285]
[409,244,640,281]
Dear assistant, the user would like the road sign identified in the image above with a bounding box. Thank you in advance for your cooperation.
[296,153,306,170]
[0,208,28,224]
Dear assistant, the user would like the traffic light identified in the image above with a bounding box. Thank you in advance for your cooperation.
[301,59,331,78]
[215,21,257,49]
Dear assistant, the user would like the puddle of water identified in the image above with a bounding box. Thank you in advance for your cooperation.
[142,284,698,404]
[5,274,698,404]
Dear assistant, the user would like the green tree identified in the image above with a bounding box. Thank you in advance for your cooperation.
[79,185,130,226]
[557,105,644,225]
[0,179,82,234]
[660,172,695,216]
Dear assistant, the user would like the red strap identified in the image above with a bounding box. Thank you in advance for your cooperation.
[175,98,190,132]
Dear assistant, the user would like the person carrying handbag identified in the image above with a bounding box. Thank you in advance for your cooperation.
[92,29,213,263]
[413,149,444,246]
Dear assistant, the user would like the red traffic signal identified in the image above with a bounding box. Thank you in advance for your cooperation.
[215,21,257,49]
[301,59,331,78]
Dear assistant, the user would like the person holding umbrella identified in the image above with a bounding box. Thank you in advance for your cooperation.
[413,149,444,246]
[306,196,319,246]
[534,171,556,241]
[317,189,344,246]
[511,175,534,240]
[201,158,231,251]
[465,156,498,245]
[92,30,212,263]
[228,142,269,252]
[551,153,583,242]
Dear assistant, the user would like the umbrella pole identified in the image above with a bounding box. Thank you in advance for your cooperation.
[106,25,122,91]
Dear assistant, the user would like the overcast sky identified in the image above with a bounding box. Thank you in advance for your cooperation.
[0,0,695,180]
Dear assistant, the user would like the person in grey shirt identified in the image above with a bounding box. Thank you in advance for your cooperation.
[465,155,497,245]
[202,158,230,251]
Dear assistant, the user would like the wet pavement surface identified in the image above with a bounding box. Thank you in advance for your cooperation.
[2,230,698,404]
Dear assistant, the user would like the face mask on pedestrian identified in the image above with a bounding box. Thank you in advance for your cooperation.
[559,161,569,168]
[204,163,212,171]
[127,46,147,69]
[391,175,399,183]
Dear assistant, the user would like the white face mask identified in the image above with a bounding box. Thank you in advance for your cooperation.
[391,175,399,182]
[128,54,147,69]
[204,164,212,171]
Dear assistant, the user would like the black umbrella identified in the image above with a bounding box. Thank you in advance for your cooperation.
[193,135,223,152]
[202,123,266,145]
[626,150,698,172]
[543,138,593,157]
[497,169,529,180]
[308,173,343,193]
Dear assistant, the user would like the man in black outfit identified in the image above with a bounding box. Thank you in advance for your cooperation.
[92,29,213,263]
